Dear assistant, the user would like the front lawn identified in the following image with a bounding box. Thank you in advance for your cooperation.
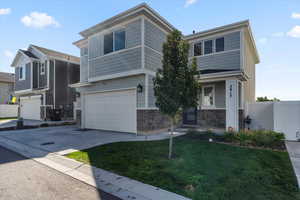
[66,132,300,200]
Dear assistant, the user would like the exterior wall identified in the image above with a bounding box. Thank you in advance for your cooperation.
[78,75,145,108]
[38,61,48,88]
[54,60,79,118]
[0,82,14,104]
[246,102,274,130]
[243,32,256,104]
[144,19,166,72]
[15,63,31,91]
[87,19,142,80]
[0,104,18,118]
[137,109,171,134]
[80,47,88,82]
[188,31,241,71]
[148,75,156,108]
[89,47,142,78]
[197,109,226,128]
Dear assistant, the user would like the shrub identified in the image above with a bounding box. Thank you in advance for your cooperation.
[224,130,285,149]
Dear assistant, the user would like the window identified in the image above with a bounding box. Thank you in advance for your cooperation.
[114,30,126,51]
[104,29,126,55]
[216,37,225,52]
[40,62,45,75]
[19,66,25,80]
[204,40,213,55]
[194,42,202,56]
[202,86,214,107]
[104,32,114,54]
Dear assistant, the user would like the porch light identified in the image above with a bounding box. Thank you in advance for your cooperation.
[137,84,143,93]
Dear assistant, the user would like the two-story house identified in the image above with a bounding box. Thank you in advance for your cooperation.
[11,45,80,120]
[72,3,259,134]
[0,72,15,104]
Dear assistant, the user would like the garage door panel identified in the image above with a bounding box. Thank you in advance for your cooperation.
[84,89,137,133]
[20,97,41,120]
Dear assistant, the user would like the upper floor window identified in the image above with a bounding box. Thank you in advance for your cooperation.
[104,29,126,55]
[40,62,45,75]
[204,40,213,55]
[202,85,215,107]
[194,42,202,56]
[19,66,25,80]
[216,37,225,52]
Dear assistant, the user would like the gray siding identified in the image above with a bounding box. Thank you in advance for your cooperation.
[80,55,88,82]
[15,63,31,91]
[148,75,156,108]
[145,19,167,52]
[78,75,145,108]
[195,50,240,70]
[125,19,142,48]
[188,31,241,70]
[145,47,162,72]
[89,47,142,78]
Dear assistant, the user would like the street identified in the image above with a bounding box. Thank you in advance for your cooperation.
[0,146,120,200]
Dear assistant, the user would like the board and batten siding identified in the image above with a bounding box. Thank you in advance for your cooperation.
[78,75,145,108]
[15,63,31,91]
[189,31,241,70]
[87,19,142,79]
[80,47,88,82]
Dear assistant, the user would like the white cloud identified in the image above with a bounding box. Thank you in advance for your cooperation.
[0,8,11,15]
[272,32,284,37]
[184,0,198,8]
[291,12,300,19]
[258,37,268,44]
[21,12,60,28]
[287,26,300,38]
[4,50,14,59]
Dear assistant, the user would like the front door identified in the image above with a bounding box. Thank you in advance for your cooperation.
[183,107,197,125]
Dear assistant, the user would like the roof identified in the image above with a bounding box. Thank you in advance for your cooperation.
[0,72,15,83]
[19,49,38,59]
[31,45,80,63]
[78,3,176,38]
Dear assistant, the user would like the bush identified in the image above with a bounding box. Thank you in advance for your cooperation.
[224,130,285,149]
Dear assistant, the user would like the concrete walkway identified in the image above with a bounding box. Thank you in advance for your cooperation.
[0,127,189,200]
[285,141,300,188]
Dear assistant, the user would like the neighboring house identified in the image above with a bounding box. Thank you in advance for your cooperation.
[0,72,15,104]
[72,3,259,134]
[11,45,80,120]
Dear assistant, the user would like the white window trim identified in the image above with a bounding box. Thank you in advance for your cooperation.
[19,65,26,81]
[193,37,226,57]
[201,85,215,108]
[103,29,126,55]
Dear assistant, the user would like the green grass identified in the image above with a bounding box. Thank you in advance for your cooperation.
[0,117,17,121]
[66,132,300,200]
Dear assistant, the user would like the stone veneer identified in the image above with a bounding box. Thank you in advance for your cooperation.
[196,109,245,130]
[137,109,171,134]
[197,109,226,128]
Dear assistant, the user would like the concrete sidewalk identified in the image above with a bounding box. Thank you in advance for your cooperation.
[0,132,190,200]
[285,141,300,188]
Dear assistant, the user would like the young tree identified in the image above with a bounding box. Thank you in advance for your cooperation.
[153,30,200,159]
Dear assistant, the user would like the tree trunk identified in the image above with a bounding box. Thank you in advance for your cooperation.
[168,117,174,159]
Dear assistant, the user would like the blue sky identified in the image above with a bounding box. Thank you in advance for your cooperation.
[0,0,300,100]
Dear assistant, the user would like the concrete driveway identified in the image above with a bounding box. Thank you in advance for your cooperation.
[0,125,183,155]
[286,141,300,188]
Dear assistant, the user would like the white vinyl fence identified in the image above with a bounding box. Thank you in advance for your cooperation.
[0,104,18,118]
[246,101,300,141]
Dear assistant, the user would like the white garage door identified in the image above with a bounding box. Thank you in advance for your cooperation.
[20,96,41,120]
[84,89,137,133]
